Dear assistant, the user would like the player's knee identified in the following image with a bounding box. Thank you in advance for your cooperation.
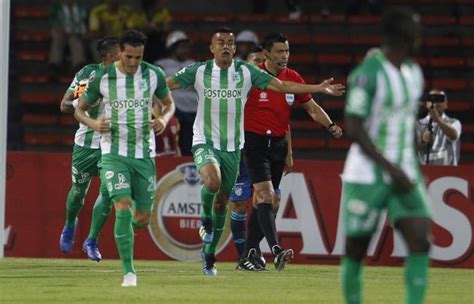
[345,236,371,261]
[200,165,221,192]
[203,178,221,193]
[408,235,431,253]
[233,201,247,214]
[272,198,280,212]
[256,188,274,203]
[70,184,87,202]
[114,198,132,211]
[214,197,228,214]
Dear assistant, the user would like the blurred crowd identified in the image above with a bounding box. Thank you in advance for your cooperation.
[48,0,172,75]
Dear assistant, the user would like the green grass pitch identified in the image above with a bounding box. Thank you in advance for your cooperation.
[0,258,472,303]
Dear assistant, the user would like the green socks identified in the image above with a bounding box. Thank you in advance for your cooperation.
[201,186,217,220]
[114,209,135,274]
[204,208,227,255]
[88,192,112,240]
[341,257,363,304]
[405,254,429,304]
[341,254,429,304]
[65,184,88,229]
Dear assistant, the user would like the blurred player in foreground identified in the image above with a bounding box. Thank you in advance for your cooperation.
[340,8,431,304]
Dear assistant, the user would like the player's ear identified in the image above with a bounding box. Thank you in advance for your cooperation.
[209,43,215,54]
[263,49,270,58]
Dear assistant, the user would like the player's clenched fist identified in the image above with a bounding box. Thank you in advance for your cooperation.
[328,123,343,138]
[93,117,111,134]
[150,117,167,135]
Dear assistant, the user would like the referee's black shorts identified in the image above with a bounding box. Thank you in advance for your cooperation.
[243,131,288,189]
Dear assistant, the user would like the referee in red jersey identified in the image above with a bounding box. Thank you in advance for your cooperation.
[240,33,343,271]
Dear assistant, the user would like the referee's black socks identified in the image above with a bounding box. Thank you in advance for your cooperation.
[257,203,279,255]
[243,207,261,256]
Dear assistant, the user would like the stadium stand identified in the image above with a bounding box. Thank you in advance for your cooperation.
[9,0,474,161]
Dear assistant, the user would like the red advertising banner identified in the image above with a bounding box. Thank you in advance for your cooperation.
[4,152,473,268]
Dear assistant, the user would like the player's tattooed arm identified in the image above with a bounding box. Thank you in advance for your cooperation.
[74,97,110,134]
[60,92,76,114]
[150,93,175,135]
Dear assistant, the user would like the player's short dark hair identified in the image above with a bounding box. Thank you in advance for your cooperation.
[96,36,119,57]
[262,33,288,51]
[213,27,233,36]
[245,44,263,61]
[249,44,263,53]
[382,7,420,48]
[120,30,147,50]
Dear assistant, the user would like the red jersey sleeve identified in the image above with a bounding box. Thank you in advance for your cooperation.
[291,71,312,103]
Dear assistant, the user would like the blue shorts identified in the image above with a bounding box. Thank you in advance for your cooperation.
[230,156,281,202]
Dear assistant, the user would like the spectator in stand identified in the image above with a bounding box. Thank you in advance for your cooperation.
[417,89,461,165]
[88,0,132,61]
[155,31,196,156]
[129,0,172,62]
[287,0,303,20]
[235,30,259,61]
[345,0,383,19]
[48,0,87,75]
[251,0,303,19]
[142,0,172,62]
[156,116,181,157]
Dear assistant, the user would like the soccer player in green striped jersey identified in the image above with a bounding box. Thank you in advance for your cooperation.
[59,37,120,260]
[75,30,175,287]
[340,8,431,304]
[166,27,345,276]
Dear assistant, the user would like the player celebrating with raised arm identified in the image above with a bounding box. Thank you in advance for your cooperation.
[166,27,344,276]
[59,37,120,261]
[238,32,343,272]
[75,30,175,287]
[340,8,431,304]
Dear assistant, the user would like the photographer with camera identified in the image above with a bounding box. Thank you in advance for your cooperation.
[417,89,462,165]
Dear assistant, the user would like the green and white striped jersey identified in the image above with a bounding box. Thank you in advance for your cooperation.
[173,59,273,152]
[67,64,104,149]
[82,61,169,159]
[343,52,424,184]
